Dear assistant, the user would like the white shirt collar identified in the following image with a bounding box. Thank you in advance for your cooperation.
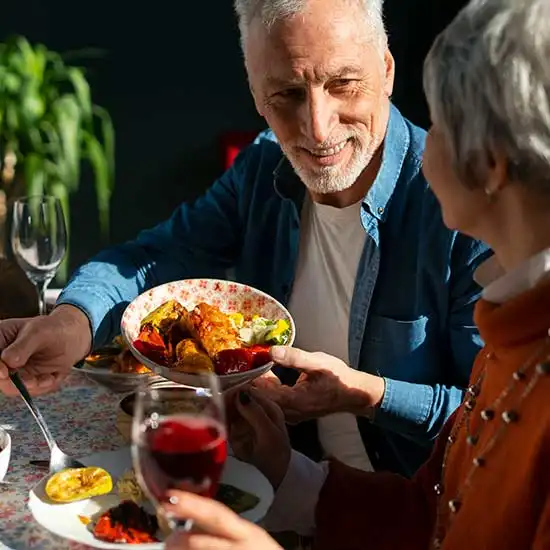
[474,248,550,304]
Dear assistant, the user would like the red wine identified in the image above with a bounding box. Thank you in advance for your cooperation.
[139,415,227,501]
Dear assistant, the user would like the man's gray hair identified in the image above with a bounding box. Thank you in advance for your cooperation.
[233,0,386,52]
[423,0,550,192]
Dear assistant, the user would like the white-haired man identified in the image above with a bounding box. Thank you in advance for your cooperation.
[0,0,489,479]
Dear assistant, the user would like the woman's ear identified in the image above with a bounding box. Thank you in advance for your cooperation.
[485,149,508,195]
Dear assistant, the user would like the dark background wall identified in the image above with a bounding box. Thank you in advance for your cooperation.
[1,0,467,276]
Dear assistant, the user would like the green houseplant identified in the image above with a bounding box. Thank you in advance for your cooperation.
[0,35,115,294]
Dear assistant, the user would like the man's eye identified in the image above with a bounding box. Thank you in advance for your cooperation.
[275,88,304,100]
[331,79,356,89]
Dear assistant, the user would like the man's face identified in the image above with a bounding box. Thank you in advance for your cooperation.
[244,0,394,195]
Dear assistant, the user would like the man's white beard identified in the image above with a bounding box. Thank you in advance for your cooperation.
[282,136,379,195]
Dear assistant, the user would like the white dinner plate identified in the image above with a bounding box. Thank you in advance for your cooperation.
[28,448,274,549]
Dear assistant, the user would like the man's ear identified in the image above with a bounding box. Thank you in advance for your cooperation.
[383,48,395,97]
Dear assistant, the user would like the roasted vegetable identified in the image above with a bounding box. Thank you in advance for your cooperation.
[93,501,158,544]
[216,483,260,514]
[134,326,169,366]
[45,467,113,503]
[139,300,187,336]
[214,344,271,375]
[174,338,214,373]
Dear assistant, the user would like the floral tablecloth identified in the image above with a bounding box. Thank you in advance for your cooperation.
[0,371,127,550]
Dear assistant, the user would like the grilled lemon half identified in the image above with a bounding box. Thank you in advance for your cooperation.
[45,467,113,503]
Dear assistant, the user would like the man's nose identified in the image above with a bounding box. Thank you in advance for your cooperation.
[299,89,337,144]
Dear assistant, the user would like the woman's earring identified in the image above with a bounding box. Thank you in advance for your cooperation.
[484,188,495,202]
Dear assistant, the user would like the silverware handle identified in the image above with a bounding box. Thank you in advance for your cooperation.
[9,371,56,451]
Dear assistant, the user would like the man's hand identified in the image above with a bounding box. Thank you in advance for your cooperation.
[0,305,92,396]
[163,491,282,550]
[228,387,291,490]
[251,346,385,423]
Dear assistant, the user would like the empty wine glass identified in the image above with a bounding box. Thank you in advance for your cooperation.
[131,378,227,531]
[11,195,67,315]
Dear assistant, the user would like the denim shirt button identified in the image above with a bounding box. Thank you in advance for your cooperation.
[377,207,384,215]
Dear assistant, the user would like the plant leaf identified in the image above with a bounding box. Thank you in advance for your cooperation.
[83,130,111,238]
[67,67,91,119]
[51,95,81,190]
[24,153,45,197]
[92,105,115,189]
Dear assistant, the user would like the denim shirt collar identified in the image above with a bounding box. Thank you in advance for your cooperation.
[273,155,305,206]
[364,104,410,222]
[272,103,410,219]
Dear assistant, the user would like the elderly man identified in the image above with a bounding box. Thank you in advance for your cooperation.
[0,0,489,477]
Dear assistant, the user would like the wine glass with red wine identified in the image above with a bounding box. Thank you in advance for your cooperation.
[131,379,227,530]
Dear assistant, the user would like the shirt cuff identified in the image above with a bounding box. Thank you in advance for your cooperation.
[374,378,434,434]
[261,450,328,536]
[56,287,114,349]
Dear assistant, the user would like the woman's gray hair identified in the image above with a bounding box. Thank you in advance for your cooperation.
[233,0,386,53]
[424,0,550,191]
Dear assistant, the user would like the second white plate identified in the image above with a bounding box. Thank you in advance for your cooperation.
[28,447,274,549]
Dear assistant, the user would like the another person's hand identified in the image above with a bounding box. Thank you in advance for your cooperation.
[0,305,92,396]
[163,490,282,550]
[228,387,291,490]
[252,346,385,423]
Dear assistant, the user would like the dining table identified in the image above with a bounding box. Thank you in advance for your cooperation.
[0,370,128,550]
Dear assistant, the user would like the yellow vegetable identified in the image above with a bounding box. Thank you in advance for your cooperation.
[267,319,290,341]
[229,312,244,329]
[45,467,113,503]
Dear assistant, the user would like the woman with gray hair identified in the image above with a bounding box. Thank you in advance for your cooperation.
[161,0,550,548]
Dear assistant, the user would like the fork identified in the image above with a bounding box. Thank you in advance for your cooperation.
[9,371,85,474]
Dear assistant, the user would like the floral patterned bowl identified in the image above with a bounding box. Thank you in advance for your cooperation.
[0,427,11,482]
[120,279,295,391]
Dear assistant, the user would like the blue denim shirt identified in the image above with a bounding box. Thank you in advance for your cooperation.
[59,104,491,476]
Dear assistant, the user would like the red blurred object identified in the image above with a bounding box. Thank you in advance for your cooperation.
[214,344,271,375]
[221,131,258,170]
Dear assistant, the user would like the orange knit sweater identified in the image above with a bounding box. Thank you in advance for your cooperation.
[314,279,550,550]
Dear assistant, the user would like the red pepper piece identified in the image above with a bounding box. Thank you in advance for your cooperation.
[248,344,272,369]
[214,348,252,375]
[214,345,272,375]
[133,326,168,366]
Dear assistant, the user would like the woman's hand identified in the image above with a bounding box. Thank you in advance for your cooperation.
[228,387,291,490]
[252,346,385,423]
[163,491,282,550]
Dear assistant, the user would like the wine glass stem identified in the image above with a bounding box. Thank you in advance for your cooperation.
[35,280,49,316]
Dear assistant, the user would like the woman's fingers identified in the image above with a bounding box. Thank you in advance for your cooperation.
[163,491,249,541]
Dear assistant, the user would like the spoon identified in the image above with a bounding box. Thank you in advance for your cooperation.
[9,371,85,474]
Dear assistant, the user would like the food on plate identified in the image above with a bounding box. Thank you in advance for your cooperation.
[44,467,113,503]
[93,500,159,544]
[117,468,146,503]
[133,300,291,375]
[174,338,214,374]
[117,467,259,515]
[216,483,260,514]
[85,336,153,375]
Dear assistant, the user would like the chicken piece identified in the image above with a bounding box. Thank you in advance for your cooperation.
[188,303,242,358]
[173,338,214,374]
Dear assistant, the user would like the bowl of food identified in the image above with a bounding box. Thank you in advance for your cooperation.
[120,279,295,391]
[74,336,164,393]
[0,427,12,482]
